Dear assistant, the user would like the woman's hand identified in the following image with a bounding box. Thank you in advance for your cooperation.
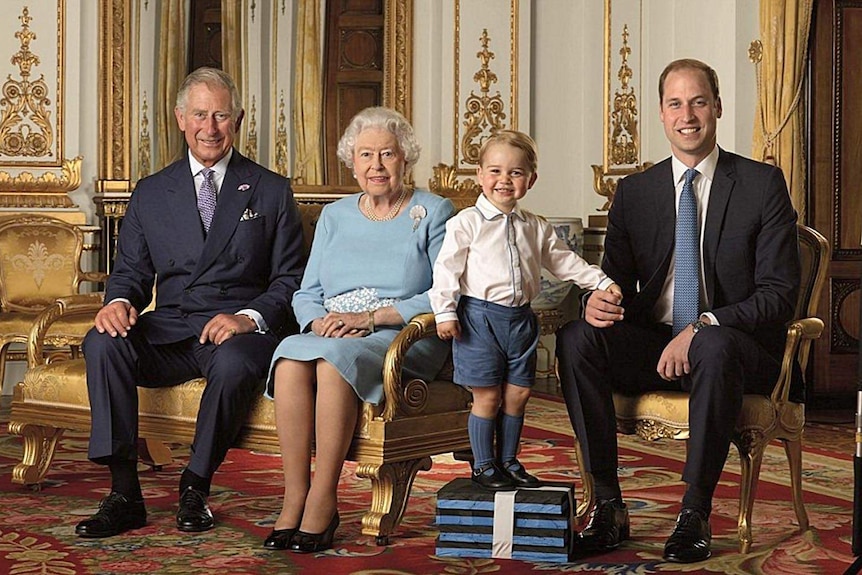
[312,312,370,338]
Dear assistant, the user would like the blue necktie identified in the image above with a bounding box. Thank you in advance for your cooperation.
[198,167,217,233]
[672,168,700,336]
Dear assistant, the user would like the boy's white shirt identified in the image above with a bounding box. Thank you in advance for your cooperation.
[429,193,614,323]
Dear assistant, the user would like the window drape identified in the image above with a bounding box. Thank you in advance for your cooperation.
[293,0,323,185]
[753,0,814,219]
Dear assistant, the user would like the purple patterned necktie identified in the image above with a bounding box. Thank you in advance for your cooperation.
[198,167,217,233]
[672,168,700,336]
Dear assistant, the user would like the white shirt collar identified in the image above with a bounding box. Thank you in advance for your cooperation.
[188,148,233,178]
[475,193,526,221]
[671,145,719,185]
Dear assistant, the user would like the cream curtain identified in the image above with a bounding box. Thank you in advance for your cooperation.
[293,0,323,185]
[157,0,187,171]
[753,0,814,219]
[221,0,244,151]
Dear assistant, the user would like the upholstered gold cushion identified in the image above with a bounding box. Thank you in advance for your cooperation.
[21,358,89,407]
[613,391,797,439]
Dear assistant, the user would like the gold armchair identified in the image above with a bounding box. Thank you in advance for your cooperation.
[10,296,471,544]
[0,215,106,387]
[574,224,830,553]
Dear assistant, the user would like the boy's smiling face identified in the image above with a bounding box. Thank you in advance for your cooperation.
[476,142,537,213]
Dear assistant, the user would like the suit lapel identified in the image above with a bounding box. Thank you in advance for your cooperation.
[703,149,734,306]
[192,151,256,280]
[166,160,206,253]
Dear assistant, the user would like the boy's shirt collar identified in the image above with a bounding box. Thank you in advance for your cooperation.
[475,193,526,220]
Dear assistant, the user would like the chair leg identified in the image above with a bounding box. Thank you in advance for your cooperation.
[783,437,810,533]
[355,457,432,545]
[573,436,594,524]
[138,439,173,470]
[735,440,764,554]
[7,422,64,487]
[0,344,9,394]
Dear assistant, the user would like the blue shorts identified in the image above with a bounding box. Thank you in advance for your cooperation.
[452,296,540,388]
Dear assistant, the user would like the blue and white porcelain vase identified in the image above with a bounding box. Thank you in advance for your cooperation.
[532,216,585,310]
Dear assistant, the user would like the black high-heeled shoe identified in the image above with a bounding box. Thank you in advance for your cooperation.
[263,527,297,550]
[289,512,340,553]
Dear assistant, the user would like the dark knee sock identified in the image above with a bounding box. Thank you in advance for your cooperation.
[592,468,622,502]
[499,412,525,465]
[109,459,142,500]
[468,413,496,470]
[180,467,211,496]
[682,483,713,516]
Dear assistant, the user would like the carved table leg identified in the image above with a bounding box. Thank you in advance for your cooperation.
[8,422,64,487]
[356,457,432,545]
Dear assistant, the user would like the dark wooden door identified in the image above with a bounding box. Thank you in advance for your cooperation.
[323,0,385,186]
[807,0,862,403]
[188,0,223,71]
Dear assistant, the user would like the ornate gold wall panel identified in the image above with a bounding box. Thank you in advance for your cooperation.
[591,0,651,219]
[431,0,521,198]
[0,1,81,208]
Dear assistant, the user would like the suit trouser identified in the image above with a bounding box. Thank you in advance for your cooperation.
[82,327,279,479]
[556,320,780,491]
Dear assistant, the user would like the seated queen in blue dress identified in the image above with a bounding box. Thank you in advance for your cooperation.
[262,107,455,553]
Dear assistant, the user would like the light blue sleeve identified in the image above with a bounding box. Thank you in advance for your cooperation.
[393,195,456,322]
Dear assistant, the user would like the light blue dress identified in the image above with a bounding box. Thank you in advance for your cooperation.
[265,190,455,404]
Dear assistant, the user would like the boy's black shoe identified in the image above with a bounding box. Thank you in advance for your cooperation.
[502,459,541,487]
[471,462,515,490]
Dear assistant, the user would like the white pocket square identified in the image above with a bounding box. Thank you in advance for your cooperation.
[240,208,261,221]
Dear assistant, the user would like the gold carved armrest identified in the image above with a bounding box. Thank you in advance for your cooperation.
[379,313,440,421]
[27,292,105,368]
[770,317,824,405]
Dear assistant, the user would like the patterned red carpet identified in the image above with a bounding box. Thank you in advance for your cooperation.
[0,395,857,574]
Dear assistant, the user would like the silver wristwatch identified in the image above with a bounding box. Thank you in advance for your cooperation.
[690,319,709,334]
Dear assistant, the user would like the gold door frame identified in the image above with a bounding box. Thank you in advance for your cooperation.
[95,0,413,197]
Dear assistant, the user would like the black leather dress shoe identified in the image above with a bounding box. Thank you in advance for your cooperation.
[663,508,711,563]
[75,492,147,538]
[471,462,515,491]
[575,498,630,554]
[263,527,297,550]
[176,487,214,532]
[502,460,540,487]
[290,513,339,553]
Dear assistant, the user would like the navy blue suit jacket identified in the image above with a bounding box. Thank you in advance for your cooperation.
[106,150,306,343]
[605,148,800,369]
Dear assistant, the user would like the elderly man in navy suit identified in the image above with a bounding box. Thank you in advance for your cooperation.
[557,59,800,563]
[76,67,306,538]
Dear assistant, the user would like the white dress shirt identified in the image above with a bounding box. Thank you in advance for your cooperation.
[430,194,614,323]
[653,145,720,327]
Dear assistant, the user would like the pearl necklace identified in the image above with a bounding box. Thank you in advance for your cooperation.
[363,188,407,221]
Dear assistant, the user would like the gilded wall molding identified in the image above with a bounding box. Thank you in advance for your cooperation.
[244,96,258,162]
[444,0,519,198]
[98,0,132,185]
[384,0,413,121]
[0,156,81,207]
[0,6,58,161]
[591,0,650,217]
[138,91,151,178]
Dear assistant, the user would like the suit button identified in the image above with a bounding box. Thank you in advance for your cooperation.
[219,289,227,295]
[168,259,175,266]
[237,256,245,263]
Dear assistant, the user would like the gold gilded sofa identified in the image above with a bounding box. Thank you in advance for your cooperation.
[8,200,472,545]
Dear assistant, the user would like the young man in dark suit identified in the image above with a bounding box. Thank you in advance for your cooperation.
[557,59,800,563]
[76,67,306,538]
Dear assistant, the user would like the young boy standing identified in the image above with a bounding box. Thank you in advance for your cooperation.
[430,130,622,490]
